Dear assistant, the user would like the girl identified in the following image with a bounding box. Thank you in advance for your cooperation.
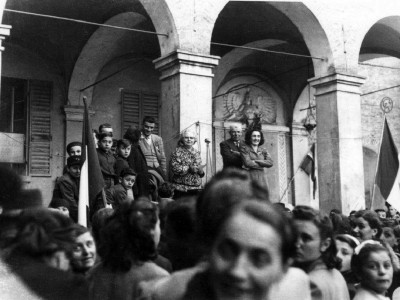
[335,234,360,298]
[351,241,393,300]
[292,205,350,300]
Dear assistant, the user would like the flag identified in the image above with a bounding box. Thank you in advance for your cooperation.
[372,118,400,212]
[300,143,317,198]
[78,98,105,226]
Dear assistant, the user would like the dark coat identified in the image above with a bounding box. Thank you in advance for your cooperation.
[50,173,79,222]
[220,139,243,169]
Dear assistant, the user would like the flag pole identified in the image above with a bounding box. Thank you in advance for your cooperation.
[371,114,387,207]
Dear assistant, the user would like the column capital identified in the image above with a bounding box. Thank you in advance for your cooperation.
[309,72,366,96]
[153,50,220,80]
[0,24,11,51]
[64,105,95,122]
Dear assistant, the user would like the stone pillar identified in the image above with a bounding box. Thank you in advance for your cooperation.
[64,105,95,158]
[310,73,366,215]
[153,50,219,180]
[0,24,11,92]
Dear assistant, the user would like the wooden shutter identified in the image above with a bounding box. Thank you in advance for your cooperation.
[122,90,140,133]
[122,90,160,135]
[142,92,160,135]
[29,80,52,176]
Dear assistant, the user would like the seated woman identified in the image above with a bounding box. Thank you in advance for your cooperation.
[240,128,273,188]
[170,130,204,199]
[292,205,350,300]
[89,199,169,300]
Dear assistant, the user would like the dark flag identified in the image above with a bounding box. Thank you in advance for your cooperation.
[300,143,317,198]
[78,98,105,226]
[372,117,400,211]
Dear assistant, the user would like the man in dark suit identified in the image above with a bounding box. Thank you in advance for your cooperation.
[220,124,243,169]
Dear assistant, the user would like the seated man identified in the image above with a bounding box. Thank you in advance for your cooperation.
[50,156,82,222]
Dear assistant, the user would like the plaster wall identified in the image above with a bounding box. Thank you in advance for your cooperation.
[2,44,66,205]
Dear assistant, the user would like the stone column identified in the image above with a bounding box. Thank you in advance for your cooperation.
[153,50,219,179]
[310,73,366,215]
[0,24,11,92]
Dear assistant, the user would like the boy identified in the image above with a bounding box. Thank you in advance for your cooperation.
[98,123,113,136]
[97,132,116,189]
[50,156,82,222]
[105,168,136,209]
[114,139,132,180]
[67,142,82,157]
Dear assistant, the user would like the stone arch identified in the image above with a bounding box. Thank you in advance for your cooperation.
[68,12,152,106]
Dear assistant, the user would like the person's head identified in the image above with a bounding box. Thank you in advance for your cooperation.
[244,129,264,147]
[91,208,114,245]
[352,210,382,242]
[97,132,113,153]
[380,227,398,248]
[388,205,397,218]
[158,182,175,199]
[99,123,113,135]
[66,156,82,179]
[209,201,295,300]
[229,124,242,142]
[335,234,360,272]
[70,225,97,274]
[119,168,136,190]
[11,209,76,271]
[292,205,339,269]
[196,168,269,251]
[375,209,387,219]
[142,116,156,137]
[351,241,393,295]
[178,130,197,148]
[97,199,159,272]
[123,127,141,144]
[66,142,82,157]
[116,139,132,159]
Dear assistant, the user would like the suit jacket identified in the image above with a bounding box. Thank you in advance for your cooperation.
[50,173,79,222]
[139,134,167,174]
[220,139,243,169]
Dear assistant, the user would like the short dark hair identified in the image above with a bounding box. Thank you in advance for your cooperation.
[142,116,156,124]
[244,129,265,146]
[158,182,175,198]
[66,142,82,155]
[97,132,113,141]
[120,167,136,178]
[116,139,131,149]
[67,156,82,167]
[99,123,112,133]
[354,210,382,238]
[292,205,340,269]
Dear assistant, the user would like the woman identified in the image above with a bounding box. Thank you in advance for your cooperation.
[89,199,168,300]
[292,205,350,300]
[352,210,382,242]
[170,130,204,198]
[335,234,360,299]
[139,200,296,300]
[240,129,273,188]
[70,225,97,276]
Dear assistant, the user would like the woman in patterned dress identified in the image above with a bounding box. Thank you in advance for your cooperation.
[170,130,204,198]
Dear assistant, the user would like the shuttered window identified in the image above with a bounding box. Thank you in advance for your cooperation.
[121,90,159,134]
[29,80,52,176]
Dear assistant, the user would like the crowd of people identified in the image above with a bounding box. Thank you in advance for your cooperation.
[1,117,400,299]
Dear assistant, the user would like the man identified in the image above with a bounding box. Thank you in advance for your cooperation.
[139,116,167,180]
[50,156,82,222]
[220,124,243,169]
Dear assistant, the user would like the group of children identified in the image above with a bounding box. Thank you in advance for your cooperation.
[50,123,174,221]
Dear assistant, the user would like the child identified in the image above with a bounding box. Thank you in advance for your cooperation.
[114,139,132,180]
[99,123,113,136]
[67,141,82,157]
[97,132,116,188]
[50,156,82,222]
[351,241,393,300]
[105,168,136,210]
